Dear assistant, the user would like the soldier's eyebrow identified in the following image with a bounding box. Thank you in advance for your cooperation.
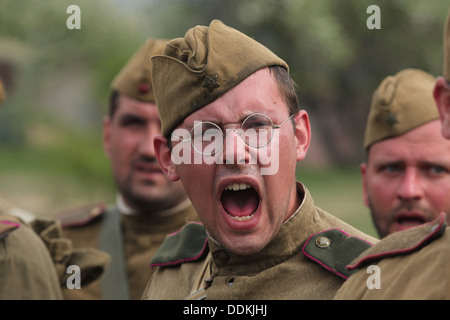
[373,159,404,171]
[419,160,450,172]
[117,113,145,125]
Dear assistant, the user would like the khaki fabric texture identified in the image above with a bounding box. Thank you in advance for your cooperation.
[59,211,103,299]
[31,218,110,289]
[59,202,199,300]
[142,183,378,300]
[444,10,450,81]
[111,38,167,102]
[334,224,450,299]
[0,199,109,299]
[151,19,289,137]
[0,214,62,299]
[364,68,439,150]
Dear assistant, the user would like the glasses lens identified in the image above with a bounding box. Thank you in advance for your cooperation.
[191,121,223,155]
[242,114,274,147]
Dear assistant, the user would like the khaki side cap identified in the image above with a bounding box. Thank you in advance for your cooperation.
[364,68,439,150]
[111,38,168,102]
[151,19,289,137]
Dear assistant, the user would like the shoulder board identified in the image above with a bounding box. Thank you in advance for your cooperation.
[150,222,208,268]
[346,212,447,271]
[53,203,106,228]
[0,219,20,240]
[302,228,373,279]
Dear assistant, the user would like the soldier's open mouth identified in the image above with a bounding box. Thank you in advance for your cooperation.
[396,216,426,228]
[220,183,260,222]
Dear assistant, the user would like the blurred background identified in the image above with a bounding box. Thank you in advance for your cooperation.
[0,0,448,238]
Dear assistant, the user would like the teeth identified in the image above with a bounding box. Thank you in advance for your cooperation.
[230,213,255,222]
[225,183,251,191]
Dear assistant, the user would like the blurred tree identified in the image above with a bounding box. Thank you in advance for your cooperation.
[0,0,152,138]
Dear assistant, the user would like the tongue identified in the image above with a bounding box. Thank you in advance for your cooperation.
[221,188,259,217]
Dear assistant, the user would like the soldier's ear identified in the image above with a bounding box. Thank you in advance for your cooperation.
[293,110,311,161]
[433,78,450,139]
[360,162,370,207]
[154,135,180,181]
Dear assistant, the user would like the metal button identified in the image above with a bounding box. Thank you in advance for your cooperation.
[316,236,331,248]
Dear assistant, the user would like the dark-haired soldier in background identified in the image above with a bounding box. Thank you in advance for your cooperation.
[55,38,198,300]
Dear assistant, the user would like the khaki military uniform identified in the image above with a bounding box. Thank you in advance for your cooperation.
[0,198,109,299]
[142,183,378,300]
[0,213,62,299]
[55,197,199,299]
[334,212,449,300]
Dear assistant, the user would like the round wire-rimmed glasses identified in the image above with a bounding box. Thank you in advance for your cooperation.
[171,113,295,156]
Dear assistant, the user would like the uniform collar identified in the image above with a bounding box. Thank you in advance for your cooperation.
[116,193,191,217]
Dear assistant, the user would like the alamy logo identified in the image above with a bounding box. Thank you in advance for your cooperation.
[366,265,381,289]
[66,5,81,30]
[66,265,81,289]
[366,5,381,30]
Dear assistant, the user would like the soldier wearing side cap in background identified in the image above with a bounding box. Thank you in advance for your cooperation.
[0,78,109,299]
[54,38,198,300]
[360,68,450,239]
[334,68,450,299]
[141,20,377,300]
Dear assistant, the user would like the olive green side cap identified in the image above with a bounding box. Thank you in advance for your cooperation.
[151,19,289,137]
[364,68,439,150]
[111,38,168,102]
